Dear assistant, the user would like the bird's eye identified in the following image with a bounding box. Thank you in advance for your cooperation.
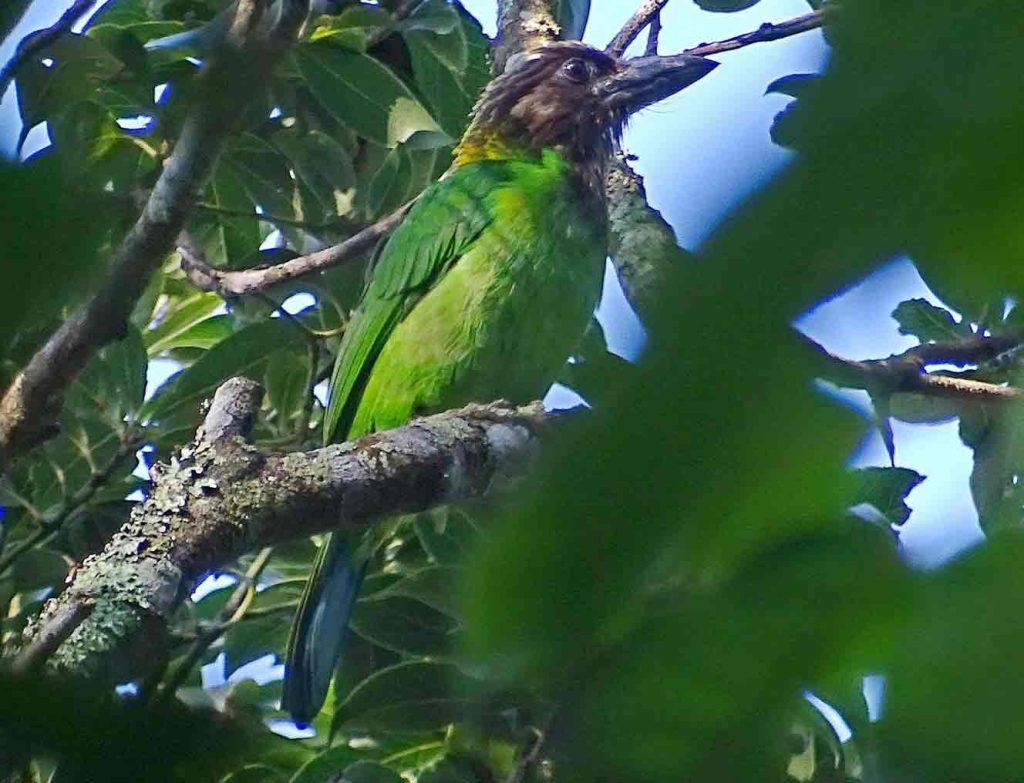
[562,58,589,83]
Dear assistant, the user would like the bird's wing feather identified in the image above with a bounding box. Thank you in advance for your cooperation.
[285,162,520,723]
[322,161,515,442]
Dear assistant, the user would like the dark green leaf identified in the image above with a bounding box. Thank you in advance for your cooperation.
[351,595,456,658]
[11,549,68,593]
[377,566,461,619]
[693,0,762,11]
[295,44,433,146]
[340,761,404,783]
[849,466,925,527]
[143,318,307,434]
[334,661,477,734]
[892,298,973,343]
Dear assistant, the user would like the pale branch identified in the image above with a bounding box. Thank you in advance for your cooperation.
[607,0,672,57]
[801,332,1024,403]
[685,8,828,58]
[180,204,410,296]
[20,378,550,685]
[0,0,310,464]
[0,0,95,99]
[493,0,560,75]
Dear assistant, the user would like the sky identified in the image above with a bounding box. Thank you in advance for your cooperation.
[0,0,983,570]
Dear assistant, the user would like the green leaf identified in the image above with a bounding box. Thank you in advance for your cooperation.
[693,0,762,10]
[143,319,307,435]
[765,73,819,99]
[15,33,123,132]
[406,9,489,139]
[414,511,478,566]
[67,326,148,425]
[377,567,461,619]
[145,293,226,356]
[849,466,925,527]
[885,539,1024,780]
[308,6,392,50]
[265,348,312,427]
[340,761,404,783]
[222,134,299,225]
[295,44,431,147]
[892,298,973,343]
[271,128,357,225]
[11,549,68,593]
[401,0,467,74]
[351,595,456,658]
[333,661,477,734]
[289,746,364,783]
[556,0,591,40]
[193,162,262,267]
[223,614,289,674]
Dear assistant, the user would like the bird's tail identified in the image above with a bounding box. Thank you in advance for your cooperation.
[282,532,367,725]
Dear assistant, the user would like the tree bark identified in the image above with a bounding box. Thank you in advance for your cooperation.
[24,379,548,685]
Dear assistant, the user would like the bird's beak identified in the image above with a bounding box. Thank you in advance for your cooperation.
[596,53,718,114]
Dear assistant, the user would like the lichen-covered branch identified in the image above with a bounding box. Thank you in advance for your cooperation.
[605,158,693,318]
[0,0,309,464]
[21,378,548,685]
[493,0,559,74]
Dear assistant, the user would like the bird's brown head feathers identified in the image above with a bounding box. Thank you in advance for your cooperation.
[454,42,717,171]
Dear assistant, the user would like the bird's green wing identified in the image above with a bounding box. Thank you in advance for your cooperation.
[322,161,517,442]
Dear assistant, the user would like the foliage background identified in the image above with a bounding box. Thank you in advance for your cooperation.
[2,0,1024,781]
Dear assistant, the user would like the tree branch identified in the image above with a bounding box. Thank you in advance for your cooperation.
[493,0,559,75]
[20,378,549,686]
[0,0,310,464]
[801,332,1024,403]
[181,204,410,296]
[605,158,693,318]
[684,8,828,58]
[607,0,672,57]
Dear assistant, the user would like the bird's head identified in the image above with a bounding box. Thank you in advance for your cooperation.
[454,42,717,170]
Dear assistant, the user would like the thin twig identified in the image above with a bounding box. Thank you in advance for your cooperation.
[0,0,96,98]
[685,9,828,58]
[154,547,274,703]
[644,12,663,57]
[505,710,555,783]
[607,0,671,57]
[9,601,94,675]
[181,203,411,296]
[801,332,1024,403]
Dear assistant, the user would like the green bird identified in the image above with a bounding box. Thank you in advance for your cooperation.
[282,41,717,723]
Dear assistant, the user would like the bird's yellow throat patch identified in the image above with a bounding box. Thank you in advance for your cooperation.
[452,129,533,167]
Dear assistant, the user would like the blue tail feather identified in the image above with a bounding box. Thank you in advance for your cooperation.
[282,533,367,726]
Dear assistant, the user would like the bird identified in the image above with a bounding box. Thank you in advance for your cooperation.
[282,40,718,724]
